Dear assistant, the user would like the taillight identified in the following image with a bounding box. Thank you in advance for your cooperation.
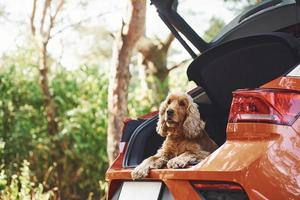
[192,181,248,200]
[229,89,300,125]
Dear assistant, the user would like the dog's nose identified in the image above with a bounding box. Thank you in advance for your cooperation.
[167,109,174,117]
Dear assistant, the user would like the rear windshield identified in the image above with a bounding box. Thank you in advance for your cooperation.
[287,63,300,76]
[177,0,266,42]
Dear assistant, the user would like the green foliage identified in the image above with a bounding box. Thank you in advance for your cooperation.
[53,66,109,198]
[128,75,169,114]
[203,17,225,42]
[0,62,46,170]
[0,160,54,200]
[0,51,109,199]
[0,141,53,200]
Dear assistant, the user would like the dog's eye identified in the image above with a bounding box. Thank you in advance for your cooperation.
[167,99,171,104]
[179,100,185,107]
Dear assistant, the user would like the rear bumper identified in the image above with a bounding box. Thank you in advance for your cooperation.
[106,168,242,182]
[106,122,300,200]
[106,168,245,200]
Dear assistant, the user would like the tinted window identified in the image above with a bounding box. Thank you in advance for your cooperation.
[177,0,265,42]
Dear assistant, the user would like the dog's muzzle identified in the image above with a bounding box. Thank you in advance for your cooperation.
[167,109,174,120]
[166,109,178,125]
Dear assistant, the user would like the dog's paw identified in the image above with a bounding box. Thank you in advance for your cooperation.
[199,151,211,159]
[131,165,149,180]
[167,157,188,169]
[150,158,165,169]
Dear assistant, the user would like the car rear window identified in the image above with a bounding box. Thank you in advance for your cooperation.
[287,63,300,76]
[177,0,262,42]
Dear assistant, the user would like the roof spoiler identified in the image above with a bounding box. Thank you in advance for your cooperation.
[150,0,209,58]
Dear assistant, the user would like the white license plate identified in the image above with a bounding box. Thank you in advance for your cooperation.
[118,181,162,200]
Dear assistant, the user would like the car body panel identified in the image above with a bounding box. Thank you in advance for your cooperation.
[107,124,300,199]
[262,76,300,90]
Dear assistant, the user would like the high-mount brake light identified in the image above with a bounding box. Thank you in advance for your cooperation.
[229,89,300,125]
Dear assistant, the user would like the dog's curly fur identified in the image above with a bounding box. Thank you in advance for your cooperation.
[131,92,218,179]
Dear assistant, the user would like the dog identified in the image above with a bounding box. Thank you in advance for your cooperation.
[131,92,218,179]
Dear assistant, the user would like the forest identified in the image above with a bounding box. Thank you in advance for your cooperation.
[0,0,254,199]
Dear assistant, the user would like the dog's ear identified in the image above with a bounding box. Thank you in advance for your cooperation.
[183,101,205,139]
[156,99,168,137]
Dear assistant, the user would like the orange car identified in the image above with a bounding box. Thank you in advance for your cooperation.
[106,1,300,199]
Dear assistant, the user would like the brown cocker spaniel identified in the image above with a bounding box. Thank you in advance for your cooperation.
[131,92,218,179]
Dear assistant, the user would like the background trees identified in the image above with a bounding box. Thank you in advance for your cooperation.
[107,0,146,165]
[0,55,109,198]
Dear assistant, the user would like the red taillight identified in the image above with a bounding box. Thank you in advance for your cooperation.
[229,89,300,125]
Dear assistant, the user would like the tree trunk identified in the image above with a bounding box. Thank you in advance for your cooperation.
[30,0,63,136]
[30,0,64,197]
[107,0,146,164]
[137,34,175,107]
[39,42,58,135]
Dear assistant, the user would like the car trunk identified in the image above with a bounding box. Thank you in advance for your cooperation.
[120,33,300,168]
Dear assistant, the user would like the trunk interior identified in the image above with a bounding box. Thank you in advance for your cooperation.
[122,33,300,168]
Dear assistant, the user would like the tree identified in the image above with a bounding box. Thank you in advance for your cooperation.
[136,34,176,107]
[30,0,65,197]
[107,0,146,164]
[30,0,64,135]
